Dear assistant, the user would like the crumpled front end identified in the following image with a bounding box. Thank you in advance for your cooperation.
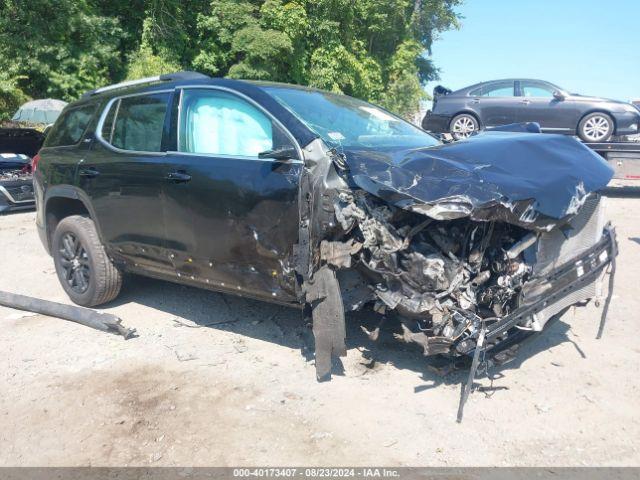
[298,131,617,379]
[329,190,615,359]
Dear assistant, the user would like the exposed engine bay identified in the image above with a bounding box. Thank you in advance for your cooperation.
[0,125,41,213]
[327,190,537,357]
[0,153,35,212]
[322,188,614,364]
[0,166,32,182]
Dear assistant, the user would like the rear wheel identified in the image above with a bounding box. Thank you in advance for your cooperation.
[578,112,614,143]
[449,113,479,140]
[52,215,122,307]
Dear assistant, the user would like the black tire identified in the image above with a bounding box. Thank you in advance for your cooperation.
[577,112,614,143]
[449,113,479,140]
[52,215,122,307]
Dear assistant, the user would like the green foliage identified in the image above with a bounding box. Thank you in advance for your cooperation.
[125,18,182,79]
[0,0,124,102]
[0,72,30,121]
[0,0,461,120]
[380,40,429,118]
[126,43,183,80]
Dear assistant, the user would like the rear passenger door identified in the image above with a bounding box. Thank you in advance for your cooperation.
[471,81,520,127]
[80,91,174,275]
[161,87,303,302]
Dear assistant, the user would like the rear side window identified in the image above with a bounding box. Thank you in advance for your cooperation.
[100,93,170,152]
[470,81,514,97]
[45,104,96,147]
[178,89,277,157]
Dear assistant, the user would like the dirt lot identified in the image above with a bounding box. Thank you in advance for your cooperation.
[0,196,639,467]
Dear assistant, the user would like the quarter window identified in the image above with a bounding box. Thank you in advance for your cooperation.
[102,93,170,152]
[178,89,277,157]
[45,104,96,147]
[470,82,514,97]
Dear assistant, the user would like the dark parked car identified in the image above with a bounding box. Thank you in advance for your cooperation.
[423,79,640,142]
[35,72,616,380]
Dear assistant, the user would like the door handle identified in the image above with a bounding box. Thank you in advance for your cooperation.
[521,99,531,105]
[79,167,100,178]
[471,98,480,104]
[166,171,192,183]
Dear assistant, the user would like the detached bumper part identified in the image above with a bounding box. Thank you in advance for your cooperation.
[305,266,347,381]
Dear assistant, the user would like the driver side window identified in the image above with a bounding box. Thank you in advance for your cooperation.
[178,89,293,158]
[521,82,555,98]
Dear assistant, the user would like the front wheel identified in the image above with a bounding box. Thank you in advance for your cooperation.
[578,112,614,143]
[449,114,479,140]
[52,215,122,307]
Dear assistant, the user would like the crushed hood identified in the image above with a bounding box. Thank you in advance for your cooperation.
[342,131,613,231]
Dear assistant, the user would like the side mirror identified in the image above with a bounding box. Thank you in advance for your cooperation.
[553,91,565,101]
[258,145,298,161]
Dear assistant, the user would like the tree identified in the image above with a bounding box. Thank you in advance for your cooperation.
[0,0,125,102]
[0,0,461,120]
[190,0,461,117]
[0,72,29,121]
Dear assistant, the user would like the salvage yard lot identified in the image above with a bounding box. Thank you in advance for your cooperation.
[1,197,639,466]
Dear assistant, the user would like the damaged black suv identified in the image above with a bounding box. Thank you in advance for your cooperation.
[35,72,617,380]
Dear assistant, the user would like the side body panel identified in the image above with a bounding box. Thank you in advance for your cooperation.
[517,97,580,132]
[517,81,581,132]
[76,92,176,274]
[158,85,304,302]
[161,152,302,302]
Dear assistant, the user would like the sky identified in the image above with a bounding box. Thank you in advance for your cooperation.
[427,0,640,103]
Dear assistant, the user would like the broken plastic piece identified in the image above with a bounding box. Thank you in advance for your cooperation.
[457,326,486,423]
[303,266,347,381]
[596,225,618,339]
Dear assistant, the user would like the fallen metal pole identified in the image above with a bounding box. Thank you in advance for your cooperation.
[0,290,135,339]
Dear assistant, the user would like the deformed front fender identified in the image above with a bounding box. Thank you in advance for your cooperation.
[294,138,351,381]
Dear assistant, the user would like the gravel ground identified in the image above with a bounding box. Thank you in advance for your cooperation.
[0,196,638,467]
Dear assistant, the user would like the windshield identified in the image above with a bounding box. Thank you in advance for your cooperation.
[261,86,440,149]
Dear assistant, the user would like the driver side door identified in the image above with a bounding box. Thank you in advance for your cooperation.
[517,80,579,132]
[161,87,303,303]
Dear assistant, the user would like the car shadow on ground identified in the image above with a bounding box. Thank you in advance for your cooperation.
[110,274,588,393]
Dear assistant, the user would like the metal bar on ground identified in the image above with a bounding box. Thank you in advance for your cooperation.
[0,290,135,339]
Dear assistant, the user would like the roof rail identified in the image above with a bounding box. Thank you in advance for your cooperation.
[82,71,209,98]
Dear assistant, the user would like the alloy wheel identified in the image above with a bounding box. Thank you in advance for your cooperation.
[582,115,611,142]
[58,232,91,294]
[452,116,477,138]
